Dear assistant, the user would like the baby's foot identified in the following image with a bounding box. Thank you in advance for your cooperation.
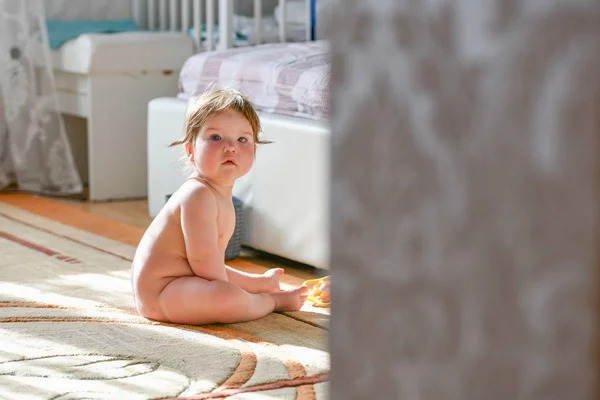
[262,268,284,293]
[271,286,309,312]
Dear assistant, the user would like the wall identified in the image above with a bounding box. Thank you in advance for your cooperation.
[330,1,600,399]
[45,0,132,20]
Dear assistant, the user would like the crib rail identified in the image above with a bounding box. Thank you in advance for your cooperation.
[132,0,316,52]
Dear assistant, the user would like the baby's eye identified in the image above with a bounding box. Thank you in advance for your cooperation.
[210,134,222,141]
[238,137,247,143]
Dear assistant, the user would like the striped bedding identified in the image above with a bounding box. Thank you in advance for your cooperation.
[177,40,330,121]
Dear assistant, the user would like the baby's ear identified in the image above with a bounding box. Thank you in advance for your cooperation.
[184,141,193,159]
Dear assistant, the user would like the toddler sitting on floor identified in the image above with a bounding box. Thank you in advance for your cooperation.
[131,89,308,325]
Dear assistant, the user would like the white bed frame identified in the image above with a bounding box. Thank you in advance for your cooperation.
[47,0,314,201]
[133,0,316,51]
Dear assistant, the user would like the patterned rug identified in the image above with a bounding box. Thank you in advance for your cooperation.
[0,194,329,399]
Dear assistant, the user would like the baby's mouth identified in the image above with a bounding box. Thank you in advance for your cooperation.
[223,160,236,166]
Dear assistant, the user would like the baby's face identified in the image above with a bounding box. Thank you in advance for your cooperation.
[187,108,255,185]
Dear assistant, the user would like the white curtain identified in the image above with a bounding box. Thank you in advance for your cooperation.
[0,0,82,195]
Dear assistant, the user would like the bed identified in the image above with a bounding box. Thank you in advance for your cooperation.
[147,12,331,270]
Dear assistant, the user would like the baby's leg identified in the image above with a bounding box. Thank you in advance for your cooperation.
[225,266,284,293]
[158,276,308,325]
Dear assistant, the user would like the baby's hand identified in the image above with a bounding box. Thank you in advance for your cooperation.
[263,268,284,292]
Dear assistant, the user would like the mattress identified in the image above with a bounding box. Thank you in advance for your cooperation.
[177,40,330,121]
[46,18,140,50]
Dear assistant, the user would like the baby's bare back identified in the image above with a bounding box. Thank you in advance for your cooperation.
[131,179,235,319]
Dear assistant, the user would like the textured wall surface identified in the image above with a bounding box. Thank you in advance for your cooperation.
[330,1,600,399]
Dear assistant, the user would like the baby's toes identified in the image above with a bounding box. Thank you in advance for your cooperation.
[297,286,309,307]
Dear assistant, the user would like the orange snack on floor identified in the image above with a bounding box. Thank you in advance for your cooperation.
[302,276,331,308]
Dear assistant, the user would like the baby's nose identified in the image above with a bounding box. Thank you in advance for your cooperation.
[224,140,237,152]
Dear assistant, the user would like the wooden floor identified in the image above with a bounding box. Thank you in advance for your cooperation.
[56,197,322,281]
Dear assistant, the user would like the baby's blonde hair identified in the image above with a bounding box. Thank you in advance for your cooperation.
[169,88,268,148]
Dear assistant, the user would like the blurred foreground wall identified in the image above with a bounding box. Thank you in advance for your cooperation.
[330,1,600,398]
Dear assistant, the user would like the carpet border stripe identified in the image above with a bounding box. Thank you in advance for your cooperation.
[0,193,143,246]
[174,373,328,399]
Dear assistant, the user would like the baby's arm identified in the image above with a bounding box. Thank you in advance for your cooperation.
[180,186,228,281]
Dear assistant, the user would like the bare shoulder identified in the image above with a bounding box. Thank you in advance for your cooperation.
[178,179,217,214]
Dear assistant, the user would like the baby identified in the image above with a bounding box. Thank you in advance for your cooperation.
[131,89,308,325]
